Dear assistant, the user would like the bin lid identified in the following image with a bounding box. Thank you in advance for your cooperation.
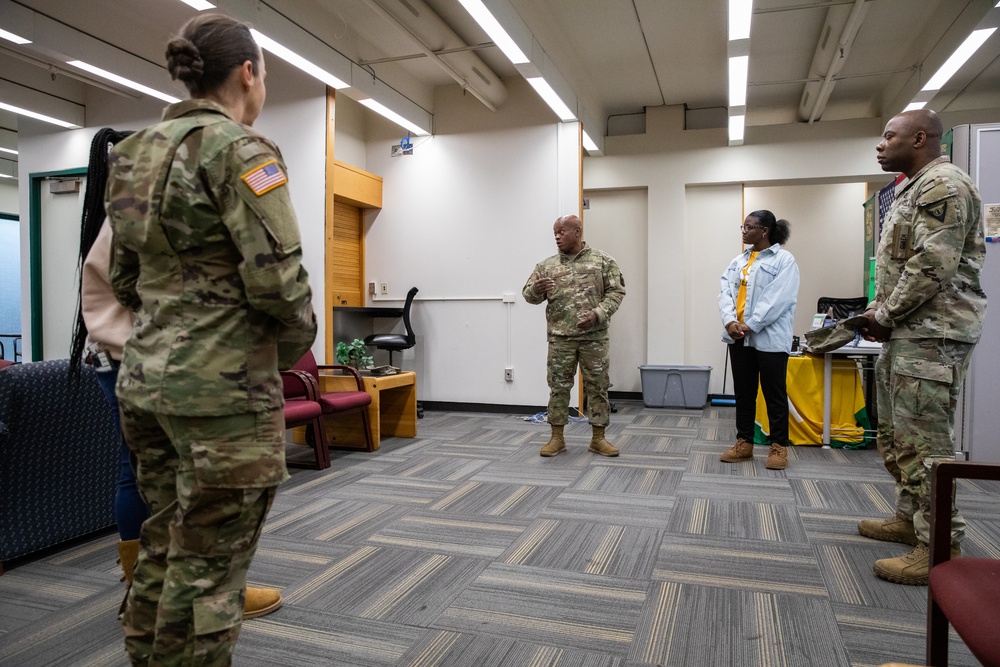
[638,365,712,371]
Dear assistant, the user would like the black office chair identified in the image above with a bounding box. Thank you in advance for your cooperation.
[365,286,418,367]
[816,296,869,320]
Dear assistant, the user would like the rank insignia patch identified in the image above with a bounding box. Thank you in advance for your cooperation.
[242,159,287,196]
[928,201,947,222]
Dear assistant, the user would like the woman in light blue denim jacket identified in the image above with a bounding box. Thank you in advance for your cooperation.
[717,210,800,470]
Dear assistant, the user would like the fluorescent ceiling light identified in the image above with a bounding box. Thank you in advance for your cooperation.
[0,173,15,179]
[728,56,748,106]
[526,77,576,121]
[582,131,598,152]
[0,147,17,155]
[177,0,216,9]
[359,98,430,136]
[250,29,349,90]
[729,114,745,143]
[903,101,927,112]
[0,28,31,45]
[728,0,753,41]
[457,0,529,64]
[67,60,181,103]
[0,101,80,128]
[922,28,996,91]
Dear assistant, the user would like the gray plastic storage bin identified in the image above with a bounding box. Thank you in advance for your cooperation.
[638,365,712,408]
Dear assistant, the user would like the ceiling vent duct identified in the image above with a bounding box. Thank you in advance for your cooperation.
[797,0,868,123]
[365,0,507,110]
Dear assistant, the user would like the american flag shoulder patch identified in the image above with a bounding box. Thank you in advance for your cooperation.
[241,159,287,196]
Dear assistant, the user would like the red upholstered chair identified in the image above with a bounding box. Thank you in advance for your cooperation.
[926,460,1000,667]
[280,367,329,469]
[291,350,374,452]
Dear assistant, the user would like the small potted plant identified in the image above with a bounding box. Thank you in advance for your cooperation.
[336,338,374,371]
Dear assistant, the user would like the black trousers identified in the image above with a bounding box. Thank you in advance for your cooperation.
[728,339,789,446]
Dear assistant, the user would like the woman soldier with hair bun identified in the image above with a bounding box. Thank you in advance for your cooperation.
[717,210,800,471]
[106,13,315,664]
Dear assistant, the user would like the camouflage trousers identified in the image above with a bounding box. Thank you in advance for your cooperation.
[118,403,285,666]
[547,337,611,427]
[875,338,973,545]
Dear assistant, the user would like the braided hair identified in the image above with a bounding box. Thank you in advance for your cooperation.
[68,128,133,382]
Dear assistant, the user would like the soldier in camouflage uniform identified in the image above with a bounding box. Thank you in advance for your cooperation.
[523,214,626,457]
[859,109,987,585]
[106,15,316,664]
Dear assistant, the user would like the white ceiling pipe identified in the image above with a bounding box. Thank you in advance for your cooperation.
[798,0,868,123]
[363,0,507,111]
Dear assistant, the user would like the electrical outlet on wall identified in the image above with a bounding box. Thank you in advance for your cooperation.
[380,282,388,295]
[505,367,513,382]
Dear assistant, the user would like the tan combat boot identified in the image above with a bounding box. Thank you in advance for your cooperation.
[720,438,754,463]
[540,424,566,457]
[244,588,283,619]
[588,425,620,457]
[872,543,961,586]
[117,539,140,583]
[765,443,788,470]
[857,516,919,546]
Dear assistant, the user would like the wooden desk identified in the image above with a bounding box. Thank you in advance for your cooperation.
[319,371,417,450]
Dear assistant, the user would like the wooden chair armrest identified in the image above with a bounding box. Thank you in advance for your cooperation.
[929,460,1000,568]
[315,364,366,392]
[280,368,320,401]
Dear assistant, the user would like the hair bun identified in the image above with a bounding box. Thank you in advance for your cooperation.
[166,38,204,83]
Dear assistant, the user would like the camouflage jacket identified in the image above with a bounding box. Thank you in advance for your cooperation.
[107,99,316,416]
[873,156,987,342]
[523,243,625,340]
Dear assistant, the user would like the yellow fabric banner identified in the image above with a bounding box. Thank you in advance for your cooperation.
[755,355,870,447]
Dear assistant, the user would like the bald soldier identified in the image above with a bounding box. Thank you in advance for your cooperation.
[523,214,626,457]
[858,109,987,585]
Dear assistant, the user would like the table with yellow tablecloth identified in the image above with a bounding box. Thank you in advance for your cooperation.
[754,354,871,448]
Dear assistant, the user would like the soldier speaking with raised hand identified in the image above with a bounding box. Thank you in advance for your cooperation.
[523,214,626,458]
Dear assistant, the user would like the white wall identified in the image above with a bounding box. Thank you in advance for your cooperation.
[360,78,580,406]
[585,106,895,395]
[745,182,868,335]
[16,56,329,362]
[0,180,18,213]
[581,188,648,393]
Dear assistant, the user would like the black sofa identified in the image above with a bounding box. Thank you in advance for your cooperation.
[0,359,118,573]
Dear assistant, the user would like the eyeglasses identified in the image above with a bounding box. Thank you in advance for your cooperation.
[740,224,764,232]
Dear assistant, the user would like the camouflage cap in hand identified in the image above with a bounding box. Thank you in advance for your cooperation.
[802,315,871,354]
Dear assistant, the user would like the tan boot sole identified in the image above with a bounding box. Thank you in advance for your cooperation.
[540,445,566,457]
[871,564,927,586]
[588,446,619,457]
[857,522,919,546]
[244,597,282,619]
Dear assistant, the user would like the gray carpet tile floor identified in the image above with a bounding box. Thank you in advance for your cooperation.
[1,401,997,667]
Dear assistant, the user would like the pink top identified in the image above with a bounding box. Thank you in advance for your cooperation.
[82,220,133,360]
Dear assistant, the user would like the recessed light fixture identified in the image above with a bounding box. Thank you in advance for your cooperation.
[359,99,430,136]
[177,0,216,10]
[728,0,753,41]
[921,28,996,92]
[0,101,80,128]
[582,131,598,152]
[67,60,181,103]
[728,56,748,107]
[0,28,31,45]
[729,114,745,143]
[456,0,529,64]
[526,77,575,121]
[250,30,349,90]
